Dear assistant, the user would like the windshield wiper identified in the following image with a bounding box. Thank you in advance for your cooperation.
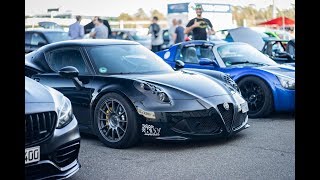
[229,61,268,66]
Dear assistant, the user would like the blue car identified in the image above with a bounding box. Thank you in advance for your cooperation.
[156,40,295,118]
[216,27,295,66]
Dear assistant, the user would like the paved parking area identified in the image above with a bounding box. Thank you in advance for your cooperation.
[70,113,295,180]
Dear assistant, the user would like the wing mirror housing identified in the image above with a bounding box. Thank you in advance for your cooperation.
[199,58,218,67]
[175,60,185,70]
[37,41,47,47]
[59,66,83,89]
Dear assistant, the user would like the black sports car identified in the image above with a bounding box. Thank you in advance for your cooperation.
[25,39,249,149]
[25,76,80,179]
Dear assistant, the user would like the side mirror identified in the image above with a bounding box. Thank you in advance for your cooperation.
[59,66,79,78]
[37,41,47,47]
[175,60,185,70]
[59,66,83,89]
[199,58,218,67]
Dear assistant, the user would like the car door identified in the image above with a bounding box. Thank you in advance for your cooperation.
[32,46,96,127]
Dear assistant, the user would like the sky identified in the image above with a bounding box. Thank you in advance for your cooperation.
[25,0,295,17]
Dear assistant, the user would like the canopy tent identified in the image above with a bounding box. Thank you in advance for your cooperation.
[258,17,295,27]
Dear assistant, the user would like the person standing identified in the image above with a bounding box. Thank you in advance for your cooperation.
[68,15,84,39]
[173,19,185,44]
[90,17,109,39]
[169,18,178,46]
[184,4,215,40]
[148,16,164,52]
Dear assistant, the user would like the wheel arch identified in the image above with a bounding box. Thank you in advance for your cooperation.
[90,89,136,127]
[234,74,276,108]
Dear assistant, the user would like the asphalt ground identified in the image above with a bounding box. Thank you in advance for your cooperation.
[70,113,295,180]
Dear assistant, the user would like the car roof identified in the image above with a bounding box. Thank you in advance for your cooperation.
[112,28,137,32]
[25,28,66,33]
[37,39,140,50]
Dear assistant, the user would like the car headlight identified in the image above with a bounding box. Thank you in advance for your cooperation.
[134,81,171,103]
[277,75,295,90]
[221,74,241,94]
[56,96,73,129]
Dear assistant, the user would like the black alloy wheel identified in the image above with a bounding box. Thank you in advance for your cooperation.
[94,93,139,148]
[238,76,273,118]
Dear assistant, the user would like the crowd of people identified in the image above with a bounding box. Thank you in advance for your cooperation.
[68,16,112,40]
[67,4,215,53]
[148,4,215,52]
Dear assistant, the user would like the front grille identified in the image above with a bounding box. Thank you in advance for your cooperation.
[223,74,239,92]
[167,109,222,134]
[217,103,234,132]
[52,141,80,167]
[25,111,57,146]
[223,74,234,84]
[233,112,247,129]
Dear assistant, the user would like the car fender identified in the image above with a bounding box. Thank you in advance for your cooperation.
[233,71,279,107]
[90,83,137,125]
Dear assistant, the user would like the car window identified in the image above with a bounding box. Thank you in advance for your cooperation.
[179,45,215,64]
[287,44,295,59]
[44,32,71,43]
[31,33,47,46]
[25,32,32,44]
[217,44,278,66]
[163,30,169,41]
[131,32,150,41]
[115,32,130,40]
[86,44,174,74]
[46,48,89,74]
[272,42,285,55]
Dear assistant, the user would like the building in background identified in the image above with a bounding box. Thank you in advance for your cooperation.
[167,1,236,31]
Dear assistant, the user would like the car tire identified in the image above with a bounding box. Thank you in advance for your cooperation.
[93,92,140,148]
[238,76,273,118]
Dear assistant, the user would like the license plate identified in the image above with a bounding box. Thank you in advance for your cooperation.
[241,102,249,113]
[25,146,40,164]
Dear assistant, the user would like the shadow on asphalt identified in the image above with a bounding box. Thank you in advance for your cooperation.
[250,112,295,122]
[79,132,247,151]
[78,112,293,151]
[268,112,294,119]
[134,133,247,151]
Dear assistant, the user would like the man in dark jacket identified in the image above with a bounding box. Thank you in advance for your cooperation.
[184,4,215,40]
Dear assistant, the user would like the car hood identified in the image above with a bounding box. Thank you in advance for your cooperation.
[117,71,233,99]
[229,27,265,50]
[25,76,54,103]
[256,65,295,78]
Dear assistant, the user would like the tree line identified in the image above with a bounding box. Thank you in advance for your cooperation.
[116,5,294,27]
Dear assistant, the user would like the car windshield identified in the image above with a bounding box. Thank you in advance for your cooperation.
[217,44,278,67]
[87,44,174,74]
[44,31,71,43]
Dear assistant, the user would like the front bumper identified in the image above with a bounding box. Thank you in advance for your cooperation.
[25,116,81,180]
[273,85,295,112]
[137,93,250,141]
